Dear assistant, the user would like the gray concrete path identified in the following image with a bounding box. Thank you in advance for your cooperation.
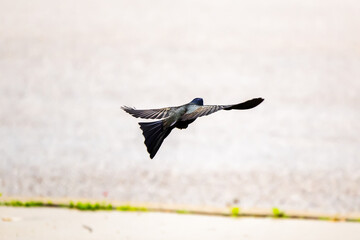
[1,207,360,240]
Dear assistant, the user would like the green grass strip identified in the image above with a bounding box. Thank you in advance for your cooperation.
[0,199,359,223]
[272,207,286,218]
[231,207,240,217]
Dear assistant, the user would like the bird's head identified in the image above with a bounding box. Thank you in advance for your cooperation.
[190,98,204,105]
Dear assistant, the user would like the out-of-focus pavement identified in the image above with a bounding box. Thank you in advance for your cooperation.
[0,0,360,214]
[1,207,360,240]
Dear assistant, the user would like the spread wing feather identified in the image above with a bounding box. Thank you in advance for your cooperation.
[181,105,224,120]
[121,106,173,119]
[181,98,264,120]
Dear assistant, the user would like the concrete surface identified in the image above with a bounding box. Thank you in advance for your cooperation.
[0,0,360,214]
[1,207,360,240]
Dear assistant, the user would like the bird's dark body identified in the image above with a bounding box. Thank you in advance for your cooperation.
[122,97,263,159]
[174,119,195,129]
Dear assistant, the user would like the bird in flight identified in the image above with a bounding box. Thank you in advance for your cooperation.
[122,97,264,159]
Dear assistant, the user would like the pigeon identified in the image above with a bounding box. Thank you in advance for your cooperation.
[122,97,264,159]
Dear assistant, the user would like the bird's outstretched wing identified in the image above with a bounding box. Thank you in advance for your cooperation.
[121,106,175,119]
[181,98,264,121]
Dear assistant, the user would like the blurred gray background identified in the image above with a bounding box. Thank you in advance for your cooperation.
[1,0,359,214]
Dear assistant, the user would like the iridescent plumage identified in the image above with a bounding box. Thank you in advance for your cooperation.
[122,97,264,159]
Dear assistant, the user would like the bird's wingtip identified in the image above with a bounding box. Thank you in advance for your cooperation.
[252,97,264,105]
[121,106,135,111]
[253,97,264,107]
[225,97,264,110]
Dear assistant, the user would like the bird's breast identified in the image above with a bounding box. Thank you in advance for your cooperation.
[163,106,187,128]
[185,104,200,114]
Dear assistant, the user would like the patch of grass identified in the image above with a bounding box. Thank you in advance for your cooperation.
[24,201,44,207]
[74,202,113,211]
[231,207,240,217]
[348,218,360,223]
[0,200,146,212]
[116,205,147,212]
[176,209,190,214]
[75,202,92,211]
[9,200,24,207]
[272,208,286,218]
[318,216,331,221]
[0,200,44,207]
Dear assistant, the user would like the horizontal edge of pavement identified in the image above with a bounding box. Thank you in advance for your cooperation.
[1,196,360,222]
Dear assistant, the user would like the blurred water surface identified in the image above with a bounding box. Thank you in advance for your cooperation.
[1,0,360,214]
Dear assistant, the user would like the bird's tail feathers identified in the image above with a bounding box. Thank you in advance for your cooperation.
[139,120,172,159]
